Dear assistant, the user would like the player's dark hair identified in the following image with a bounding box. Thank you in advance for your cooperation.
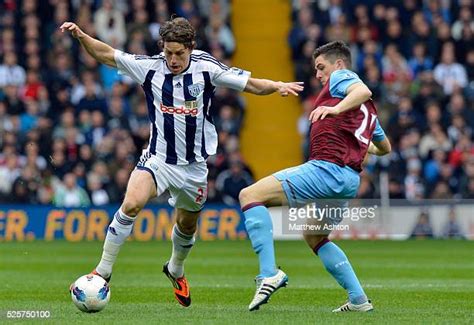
[313,41,352,66]
[159,17,196,49]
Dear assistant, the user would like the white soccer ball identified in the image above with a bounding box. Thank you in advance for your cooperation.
[70,274,110,312]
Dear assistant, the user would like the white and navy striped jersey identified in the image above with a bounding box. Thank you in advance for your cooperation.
[115,49,250,165]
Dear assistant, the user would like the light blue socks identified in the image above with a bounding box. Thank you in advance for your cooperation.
[243,203,277,278]
[316,240,367,304]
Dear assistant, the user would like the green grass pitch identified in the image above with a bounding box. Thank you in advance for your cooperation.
[1,240,473,324]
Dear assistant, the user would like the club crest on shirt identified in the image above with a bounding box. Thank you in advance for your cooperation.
[188,83,204,97]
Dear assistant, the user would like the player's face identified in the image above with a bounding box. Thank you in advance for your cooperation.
[314,55,344,85]
[163,42,192,75]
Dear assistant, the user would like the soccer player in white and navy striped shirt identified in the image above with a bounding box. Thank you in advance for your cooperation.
[60,17,303,307]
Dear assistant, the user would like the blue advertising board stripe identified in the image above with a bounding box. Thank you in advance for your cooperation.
[0,205,248,242]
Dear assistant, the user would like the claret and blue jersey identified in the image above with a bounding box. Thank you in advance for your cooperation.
[274,69,387,206]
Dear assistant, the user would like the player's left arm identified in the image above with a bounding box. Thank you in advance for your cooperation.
[210,63,303,96]
[368,138,391,156]
[367,118,391,156]
[244,78,304,96]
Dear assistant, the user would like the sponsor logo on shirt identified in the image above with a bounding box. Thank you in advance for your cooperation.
[160,103,198,116]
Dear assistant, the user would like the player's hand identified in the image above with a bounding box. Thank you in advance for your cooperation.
[60,22,85,39]
[309,105,341,122]
[277,81,304,97]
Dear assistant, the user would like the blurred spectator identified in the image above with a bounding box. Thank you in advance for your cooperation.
[77,75,108,113]
[0,51,26,87]
[451,5,473,41]
[424,149,446,187]
[388,178,405,199]
[433,43,468,95]
[93,0,126,48]
[442,207,464,239]
[418,124,452,159]
[430,181,452,199]
[11,166,41,203]
[205,16,235,56]
[0,101,13,132]
[215,105,240,135]
[404,157,425,201]
[0,152,21,198]
[53,173,91,207]
[408,42,434,78]
[206,179,223,204]
[4,84,25,115]
[382,44,412,104]
[107,168,129,203]
[410,211,434,239]
[87,173,110,206]
[216,160,253,205]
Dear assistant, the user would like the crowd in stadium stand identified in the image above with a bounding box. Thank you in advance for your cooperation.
[0,0,253,206]
[0,0,473,207]
[291,0,474,200]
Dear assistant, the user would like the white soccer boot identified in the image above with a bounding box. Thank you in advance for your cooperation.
[332,300,374,312]
[248,269,288,311]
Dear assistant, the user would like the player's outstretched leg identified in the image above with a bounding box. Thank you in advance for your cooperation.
[163,209,198,307]
[310,236,373,312]
[94,170,156,283]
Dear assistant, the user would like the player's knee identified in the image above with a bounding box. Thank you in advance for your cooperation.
[239,186,256,207]
[176,217,197,235]
[121,198,144,217]
[305,235,330,255]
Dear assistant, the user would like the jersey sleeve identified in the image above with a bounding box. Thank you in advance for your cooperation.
[114,50,157,84]
[205,56,250,91]
[329,69,362,99]
[372,118,386,142]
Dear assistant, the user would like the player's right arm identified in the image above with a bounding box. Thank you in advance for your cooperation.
[60,22,116,68]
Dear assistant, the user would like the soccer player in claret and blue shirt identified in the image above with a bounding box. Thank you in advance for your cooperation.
[60,17,303,308]
[239,41,391,312]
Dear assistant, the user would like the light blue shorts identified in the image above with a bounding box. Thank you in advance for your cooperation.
[273,160,360,208]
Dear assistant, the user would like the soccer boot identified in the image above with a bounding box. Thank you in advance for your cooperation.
[332,300,373,312]
[90,269,111,283]
[69,269,111,293]
[163,262,191,307]
[248,269,288,311]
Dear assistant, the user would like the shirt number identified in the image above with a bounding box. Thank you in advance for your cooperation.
[354,104,377,145]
